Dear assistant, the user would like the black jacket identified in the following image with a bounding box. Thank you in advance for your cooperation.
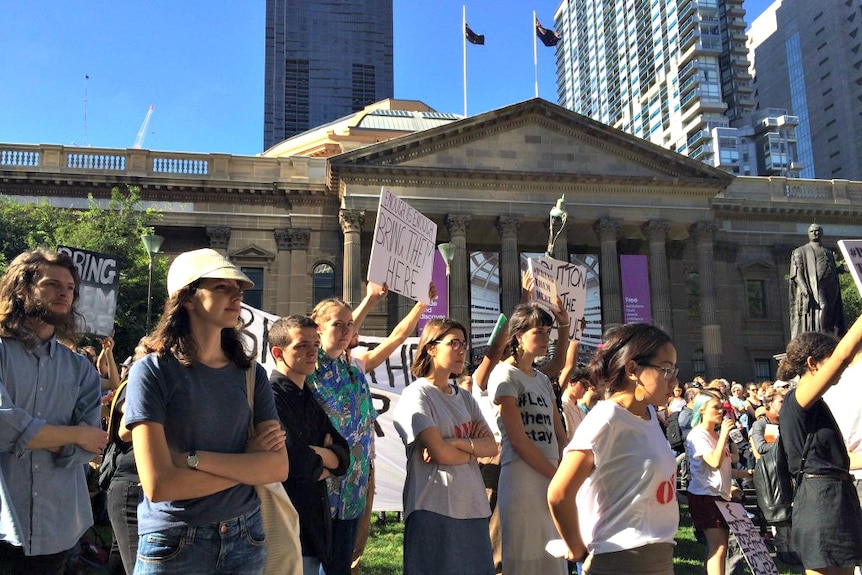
[269,370,350,567]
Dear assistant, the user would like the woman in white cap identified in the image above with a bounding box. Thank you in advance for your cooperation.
[124,248,288,575]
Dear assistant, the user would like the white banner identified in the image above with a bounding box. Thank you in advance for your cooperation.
[838,239,862,295]
[367,188,437,304]
[239,304,417,511]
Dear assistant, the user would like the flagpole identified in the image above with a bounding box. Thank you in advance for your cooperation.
[463,4,468,117]
[533,11,539,98]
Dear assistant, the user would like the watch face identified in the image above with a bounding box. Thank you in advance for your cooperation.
[188,453,199,469]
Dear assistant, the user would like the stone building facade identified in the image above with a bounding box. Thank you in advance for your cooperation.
[2,99,861,382]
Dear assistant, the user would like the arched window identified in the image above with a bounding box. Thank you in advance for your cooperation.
[312,262,336,305]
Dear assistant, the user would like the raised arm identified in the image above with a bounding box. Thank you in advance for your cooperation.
[796,314,862,409]
[556,339,581,394]
[358,282,436,373]
[98,336,121,391]
[539,296,570,380]
[352,282,389,334]
[472,314,510,393]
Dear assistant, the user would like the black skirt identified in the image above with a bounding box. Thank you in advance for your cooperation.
[792,476,862,570]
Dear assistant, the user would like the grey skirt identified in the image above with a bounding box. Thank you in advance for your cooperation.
[403,510,494,575]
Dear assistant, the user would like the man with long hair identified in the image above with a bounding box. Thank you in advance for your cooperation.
[0,248,107,574]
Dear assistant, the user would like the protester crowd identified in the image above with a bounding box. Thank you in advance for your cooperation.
[2,246,862,575]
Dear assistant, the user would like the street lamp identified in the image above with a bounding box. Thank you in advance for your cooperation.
[546,195,568,257]
[141,233,164,334]
[437,243,455,276]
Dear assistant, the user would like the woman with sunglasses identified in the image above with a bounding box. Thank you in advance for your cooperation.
[488,304,568,575]
[392,318,497,575]
[548,323,679,575]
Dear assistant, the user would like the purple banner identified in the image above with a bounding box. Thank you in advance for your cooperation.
[620,254,652,324]
[417,250,449,334]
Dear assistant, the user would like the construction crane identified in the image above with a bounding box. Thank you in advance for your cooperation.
[133,105,154,149]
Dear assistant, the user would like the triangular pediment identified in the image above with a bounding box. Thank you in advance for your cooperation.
[329,98,733,188]
[230,244,275,262]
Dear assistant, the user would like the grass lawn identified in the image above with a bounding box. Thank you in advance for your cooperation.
[359,505,803,575]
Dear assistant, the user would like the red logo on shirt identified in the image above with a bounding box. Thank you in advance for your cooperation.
[656,474,676,504]
[453,422,472,438]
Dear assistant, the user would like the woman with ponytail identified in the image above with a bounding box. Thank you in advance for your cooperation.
[488,304,568,575]
[776,316,862,575]
[547,323,679,575]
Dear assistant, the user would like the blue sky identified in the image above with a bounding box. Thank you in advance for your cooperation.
[0,0,773,156]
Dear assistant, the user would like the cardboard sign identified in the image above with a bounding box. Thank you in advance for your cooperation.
[368,189,437,304]
[529,255,588,340]
[838,239,862,295]
[57,246,119,337]
[716,501,779,575]
[528,258,559,312]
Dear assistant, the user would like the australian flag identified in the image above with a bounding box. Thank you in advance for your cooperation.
[465,23,485,45]
[535,19,561,47]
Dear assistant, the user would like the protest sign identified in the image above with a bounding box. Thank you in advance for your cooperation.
[368,188,437,304]
[716,501,779,575]
[528,258,558,312]
[57,246,119,337]
[838,240,862,294]
[239,304,418,511]
[528,255,588,340]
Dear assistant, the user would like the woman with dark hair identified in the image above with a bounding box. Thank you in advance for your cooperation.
[777,317,862,575]
[548,323,679,575]
[392,318,497,575]
[124,248,288,575]
[488,304,568,575]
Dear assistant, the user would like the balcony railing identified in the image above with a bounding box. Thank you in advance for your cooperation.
[0,143,328,187]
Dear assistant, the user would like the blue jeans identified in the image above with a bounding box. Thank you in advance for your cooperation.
[133,507,265,574]
[323,517,359,575]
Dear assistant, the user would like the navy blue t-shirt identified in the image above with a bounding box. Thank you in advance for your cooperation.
[125,353,277,534]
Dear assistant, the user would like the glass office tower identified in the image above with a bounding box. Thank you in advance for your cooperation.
[264,0,394,150]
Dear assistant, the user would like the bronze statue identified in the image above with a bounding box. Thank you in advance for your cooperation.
[789,224,846,338]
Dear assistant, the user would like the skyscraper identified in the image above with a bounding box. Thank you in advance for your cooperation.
[554,0,754,172]
[263,0,394,150]
[749,0,862,180]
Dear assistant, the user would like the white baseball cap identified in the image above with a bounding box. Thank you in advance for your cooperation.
[167,248,254,296]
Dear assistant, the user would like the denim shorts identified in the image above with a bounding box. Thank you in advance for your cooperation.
[134,507,266,574]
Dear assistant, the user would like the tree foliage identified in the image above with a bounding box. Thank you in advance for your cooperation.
[840,261,862,325]
[0,187,166,360]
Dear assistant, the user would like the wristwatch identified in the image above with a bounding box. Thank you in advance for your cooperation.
[187,450,200,470]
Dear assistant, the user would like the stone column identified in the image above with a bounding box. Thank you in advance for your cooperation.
[274,228,311,315]
[496,216,522,317]
[339,209,364,308]
[593,218,622,330]
[642,220,673,335]
[445,214,471,335]
[690,221,723,379]
[206,226,231,254]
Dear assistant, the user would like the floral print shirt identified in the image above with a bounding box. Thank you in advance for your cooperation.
[308,348,377,520]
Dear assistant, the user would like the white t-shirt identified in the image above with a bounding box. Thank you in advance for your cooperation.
[472,382,502,442]
[824,362,862,480]
[488,363,561,465]
[567,401,679,554]
[685,426,732,499]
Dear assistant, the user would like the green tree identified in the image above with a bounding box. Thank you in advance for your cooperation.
[840,260,862,325]
[0,187,165,360]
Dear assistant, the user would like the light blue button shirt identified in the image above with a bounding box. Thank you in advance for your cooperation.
[0,335,102,556]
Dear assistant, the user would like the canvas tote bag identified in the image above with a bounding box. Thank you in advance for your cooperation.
[246,362,302,575]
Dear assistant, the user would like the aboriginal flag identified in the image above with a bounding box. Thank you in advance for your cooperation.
[536,19,561,47]
[465,23,485,45]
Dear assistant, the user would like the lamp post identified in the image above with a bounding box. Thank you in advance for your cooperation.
[546,195,568,257]
[141,233,164,334]
[437,243,455,318]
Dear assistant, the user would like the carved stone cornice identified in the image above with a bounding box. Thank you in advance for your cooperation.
[688,221,718,245]
[445,214,471,237]
[593,218,620,242]
[641,220,670,242]
[206,226,231,249]
[338,209,365,234]
[495,215,522,239]
[274,228,311,251]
